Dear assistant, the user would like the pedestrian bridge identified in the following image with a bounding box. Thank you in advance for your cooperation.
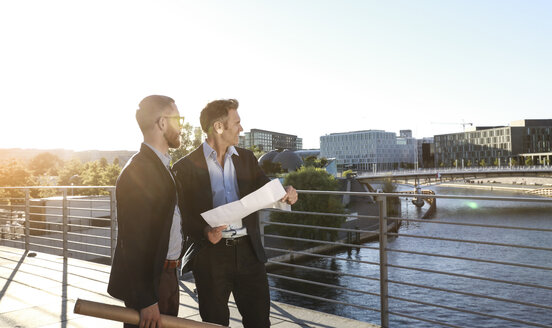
[0,245,375,327]
[358,166,552,187]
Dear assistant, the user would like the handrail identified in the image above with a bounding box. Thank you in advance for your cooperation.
[1,185,551,327]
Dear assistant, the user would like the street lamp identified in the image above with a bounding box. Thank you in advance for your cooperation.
[69,175,79,197]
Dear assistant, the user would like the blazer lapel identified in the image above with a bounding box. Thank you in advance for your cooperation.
[141,144,176,195]
[190,146,214,210]
[232,153,246,199]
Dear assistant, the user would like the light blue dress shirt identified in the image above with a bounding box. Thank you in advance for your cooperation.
[143,143,183,260]
[202,142,247,238]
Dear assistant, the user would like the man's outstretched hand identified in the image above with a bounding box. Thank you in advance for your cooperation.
[281,185,298,205]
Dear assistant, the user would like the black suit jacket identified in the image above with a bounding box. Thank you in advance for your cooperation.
[173,145,270,270]
[108,144,184,310]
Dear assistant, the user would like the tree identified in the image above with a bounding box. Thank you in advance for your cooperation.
[269,167,345,243]
[510,158,518,166]
[493,158,499,166]
[525,157,533,166]
[79,161,108,195]
[342,169,354,178]
[0,160,34,200]
[250,145,265,159]
[303,155,318,168]
[103,162,122,186]
[0,160,34,186]
[170,124,204,163]
[260,160,283,176]
[303,156,329,169]
[479,159,486,167]
[28,152,63,176]
[466,160,472,167]
[99,157,108,168]
[81,161,105,186]
[57,159,84,186]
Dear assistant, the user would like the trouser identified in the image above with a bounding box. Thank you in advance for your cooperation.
[192,236,271,328]
[124,267,180,328]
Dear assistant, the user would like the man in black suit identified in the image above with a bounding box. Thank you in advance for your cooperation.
[108,95,186,328]
[173,99,298,327]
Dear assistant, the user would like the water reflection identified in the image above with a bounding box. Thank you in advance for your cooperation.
[269,186,552,327]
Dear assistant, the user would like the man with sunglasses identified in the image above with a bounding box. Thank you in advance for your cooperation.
[108,95,186,328]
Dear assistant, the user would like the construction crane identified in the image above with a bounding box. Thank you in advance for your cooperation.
[431,121,474,131]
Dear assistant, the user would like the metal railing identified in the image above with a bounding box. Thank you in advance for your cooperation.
[259,190,552,328]
[358,165,552,179]
[1,186,552,327]
[0,186,115,264]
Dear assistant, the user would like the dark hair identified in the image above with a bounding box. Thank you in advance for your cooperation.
[200,99,239,134]
[135,95,175,133]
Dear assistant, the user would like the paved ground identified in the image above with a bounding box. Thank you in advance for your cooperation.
[0,246,378,328]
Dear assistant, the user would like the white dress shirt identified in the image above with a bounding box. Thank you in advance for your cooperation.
[202,142,247,238]
[144,143,183,260]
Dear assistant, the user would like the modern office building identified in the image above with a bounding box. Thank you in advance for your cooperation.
[417,137,435,168]
[239,129,302,151]
[320,130,417,171]
[434,119,552,167]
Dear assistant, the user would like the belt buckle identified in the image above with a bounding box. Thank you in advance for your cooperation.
[225,238,234,246]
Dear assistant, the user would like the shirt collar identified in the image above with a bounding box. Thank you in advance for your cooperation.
[143,142,171,168]
[202,142,239,161]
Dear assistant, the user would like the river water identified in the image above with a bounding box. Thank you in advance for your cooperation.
[268,186,552,327]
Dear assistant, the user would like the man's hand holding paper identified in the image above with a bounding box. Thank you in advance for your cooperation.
[201,179,294,228]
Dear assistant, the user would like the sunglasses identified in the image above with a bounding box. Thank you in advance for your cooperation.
[157,116,185,128]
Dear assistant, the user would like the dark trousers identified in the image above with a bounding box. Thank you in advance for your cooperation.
[124,267,180,328]
[192,236,270,328]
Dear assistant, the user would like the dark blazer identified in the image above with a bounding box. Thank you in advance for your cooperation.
[108,144,184,310]
[173,145,270,270]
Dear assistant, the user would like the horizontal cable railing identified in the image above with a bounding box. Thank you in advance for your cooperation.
[1,185,552,327]
[0,186,115,263]
[260,189,552,327]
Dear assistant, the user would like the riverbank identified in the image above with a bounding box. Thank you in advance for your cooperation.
[439,176,552,192]
[265,220,400,269]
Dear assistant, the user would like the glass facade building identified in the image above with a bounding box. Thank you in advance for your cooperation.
[239,129,302,151]
[320,130,417,171]
[434,119,552,167]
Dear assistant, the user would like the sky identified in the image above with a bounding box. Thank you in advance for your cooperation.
[1,0,551,151]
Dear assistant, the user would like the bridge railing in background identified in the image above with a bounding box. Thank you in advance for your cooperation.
[358,165,552,179]
[1,186,552,327]
[0,186,115,264]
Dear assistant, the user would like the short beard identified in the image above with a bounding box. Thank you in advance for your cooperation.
[165,130,181,149]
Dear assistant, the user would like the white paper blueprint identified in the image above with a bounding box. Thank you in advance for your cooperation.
[201,179,291,227]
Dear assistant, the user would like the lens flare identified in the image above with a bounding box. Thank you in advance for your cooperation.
[467,202,479,209]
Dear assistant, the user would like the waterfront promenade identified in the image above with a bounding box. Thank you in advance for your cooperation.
[0,245,378,328]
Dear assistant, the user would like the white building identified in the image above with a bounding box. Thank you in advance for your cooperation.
[320,130,417,171]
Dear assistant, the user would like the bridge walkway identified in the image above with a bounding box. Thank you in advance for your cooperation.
[0,246,378,328]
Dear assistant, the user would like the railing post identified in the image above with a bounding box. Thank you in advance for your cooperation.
[110,189,117,262]
[62,188,68,260]
[377,195,389,328]
[24,189,30,252]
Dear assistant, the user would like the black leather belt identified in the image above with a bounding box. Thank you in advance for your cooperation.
[222,235,248,246]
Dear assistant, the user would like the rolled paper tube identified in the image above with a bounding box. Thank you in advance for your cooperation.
[74,299,226,328]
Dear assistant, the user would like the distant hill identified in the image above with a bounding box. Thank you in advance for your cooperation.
[0,148,136,166]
